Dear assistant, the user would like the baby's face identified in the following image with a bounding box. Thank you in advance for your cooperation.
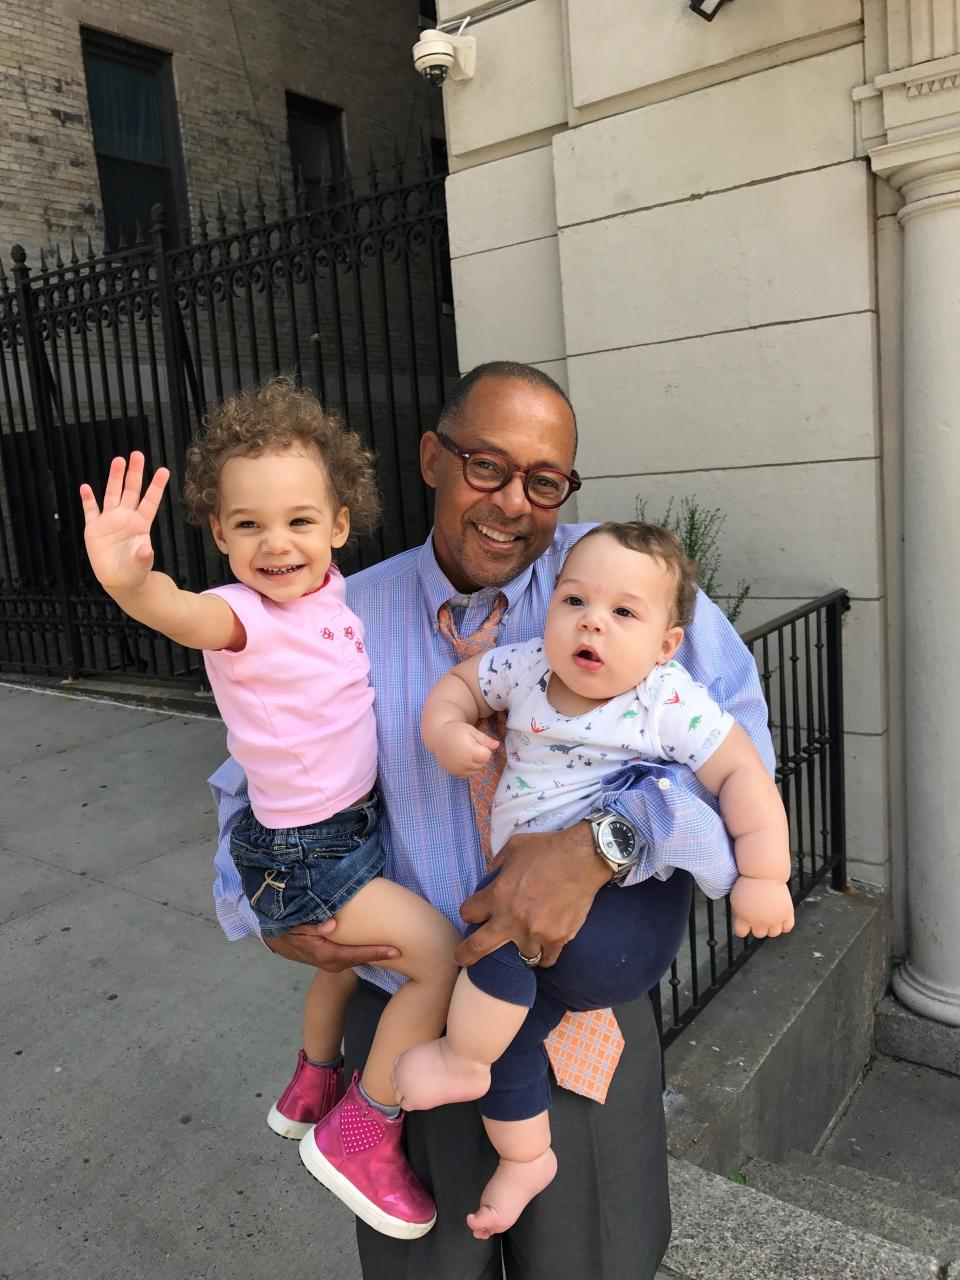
[544,534,684,704]
[209,447,349,602]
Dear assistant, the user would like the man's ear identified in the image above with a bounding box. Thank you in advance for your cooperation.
[209,512,228,554]
[657,626,684,665]
[330,506,350,549]
[420,430,440,488]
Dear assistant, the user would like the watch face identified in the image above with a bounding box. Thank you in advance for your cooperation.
[600,819,636,860]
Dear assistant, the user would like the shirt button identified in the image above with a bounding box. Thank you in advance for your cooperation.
[658,778,671,791]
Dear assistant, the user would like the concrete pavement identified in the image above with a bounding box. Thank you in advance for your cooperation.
[1,683,361,1280]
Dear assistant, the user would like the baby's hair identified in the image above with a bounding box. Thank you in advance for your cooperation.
[183,376,380,543]
[570,521,699,628]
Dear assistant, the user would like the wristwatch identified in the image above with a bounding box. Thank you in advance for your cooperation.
[586,809,640,884]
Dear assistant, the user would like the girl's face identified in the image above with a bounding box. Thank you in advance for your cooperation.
[209,447,349,602]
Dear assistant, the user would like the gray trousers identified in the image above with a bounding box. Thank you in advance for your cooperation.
[343,979,671,1280]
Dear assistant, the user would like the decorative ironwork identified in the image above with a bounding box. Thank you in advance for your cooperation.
[656,589,850,1051]
[0,157,456,682]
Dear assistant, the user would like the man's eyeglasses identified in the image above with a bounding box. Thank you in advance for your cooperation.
[435,432,581,510]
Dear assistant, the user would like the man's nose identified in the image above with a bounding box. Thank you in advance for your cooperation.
[490,472,531,519]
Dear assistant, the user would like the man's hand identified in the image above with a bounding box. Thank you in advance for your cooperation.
[456,823,611,968]
[263,917,400,970]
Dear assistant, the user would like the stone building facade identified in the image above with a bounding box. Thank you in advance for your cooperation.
[0,0,443,256]
[436,0,960,1029]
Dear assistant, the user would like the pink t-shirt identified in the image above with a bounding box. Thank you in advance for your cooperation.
[202,569,377,829]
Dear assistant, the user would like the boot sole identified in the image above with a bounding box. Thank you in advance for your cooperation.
[267,1104,313,1141]
[298,1126,437,1240]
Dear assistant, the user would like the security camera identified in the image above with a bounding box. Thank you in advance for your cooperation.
[413,28,477,85]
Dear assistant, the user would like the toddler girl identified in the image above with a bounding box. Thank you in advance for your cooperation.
[393,521,794,1238]
[80,378,459,1241]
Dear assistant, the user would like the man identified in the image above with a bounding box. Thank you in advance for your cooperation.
[211,362,773,1278]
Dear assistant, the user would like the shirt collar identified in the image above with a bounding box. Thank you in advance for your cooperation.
[417,531,538,624]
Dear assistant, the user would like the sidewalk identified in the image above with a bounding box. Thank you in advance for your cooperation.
[1,683,361,1280]
[2,682,677,1280]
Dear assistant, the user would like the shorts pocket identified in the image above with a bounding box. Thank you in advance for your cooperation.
[230,836,319,925]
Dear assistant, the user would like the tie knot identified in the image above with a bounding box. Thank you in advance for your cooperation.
[437,592,508,661]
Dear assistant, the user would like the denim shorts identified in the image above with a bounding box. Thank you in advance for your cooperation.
[230,791,385,939]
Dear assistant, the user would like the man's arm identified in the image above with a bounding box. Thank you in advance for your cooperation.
[456,590,773,967]
[209,757,399,970]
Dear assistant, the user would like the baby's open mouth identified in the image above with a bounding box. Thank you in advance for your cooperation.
[573,646,602,670]
[258,565,303,576]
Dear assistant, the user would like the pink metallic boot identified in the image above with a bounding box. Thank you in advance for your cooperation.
[298,1072,436,1239]
[267,1050,345,1140]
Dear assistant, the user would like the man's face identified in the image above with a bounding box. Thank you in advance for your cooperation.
[420,377,577,593]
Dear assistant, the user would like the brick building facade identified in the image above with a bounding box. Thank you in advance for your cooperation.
[0,0,442,256]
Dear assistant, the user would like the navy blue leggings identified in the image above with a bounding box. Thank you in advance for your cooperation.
[466,868,692,1121]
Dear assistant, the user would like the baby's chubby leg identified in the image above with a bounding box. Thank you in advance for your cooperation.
[467,1113,557,1240]
[331,877,460,1106]
[391,969,528,1111]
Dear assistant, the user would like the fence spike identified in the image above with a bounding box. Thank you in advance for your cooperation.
[116,224,127,251]
[86,234,95,260]
[11,244,26,266]
[392,135,406,186]
[134,218,145,245]
[276,174,288,220]
[216,191,227,234]
[417,126,430,176]
[340,158,354,202]
[0,256,7,286]
[255,175,266,222]
[55,242,64,268]
[149,203,165,236]
[236,183,247,229]
[295,165,307,214]
[197,200,208,240]
[367,143,379,193]
[102,229,112,255]
[39,246,48,271]
[70,237,79,265]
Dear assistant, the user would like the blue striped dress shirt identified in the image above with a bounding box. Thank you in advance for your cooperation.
[209,524,774,994]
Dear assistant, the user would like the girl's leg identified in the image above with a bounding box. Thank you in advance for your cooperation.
[302,966,358,1062]
[330,877,460,1105]
[468,1113,558,1241]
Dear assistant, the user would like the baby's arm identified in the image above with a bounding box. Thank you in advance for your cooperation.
[421,655,500,778]
[695,724,795,938]
[80,452,243,653]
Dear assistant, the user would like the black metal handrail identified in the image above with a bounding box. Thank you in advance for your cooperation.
[655,588,850,1050]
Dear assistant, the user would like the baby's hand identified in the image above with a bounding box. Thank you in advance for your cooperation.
[730,876,795,939]
[434,722,499,778]
[80,452,169,592]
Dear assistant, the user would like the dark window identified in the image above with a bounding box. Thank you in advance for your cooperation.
[287,93,346,208]
[81,29,186,245]
[419,2,438,25]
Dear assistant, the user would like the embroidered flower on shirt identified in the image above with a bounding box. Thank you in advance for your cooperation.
[355,640,364,654]
[344,626,355,639]
[322,627,334,640]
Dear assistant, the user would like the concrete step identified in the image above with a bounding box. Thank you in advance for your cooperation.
[743,1152,960,1265]
[664,1157,945,1280]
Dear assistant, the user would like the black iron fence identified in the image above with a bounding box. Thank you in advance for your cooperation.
[0,157,457,681]
[655,588,850,1049]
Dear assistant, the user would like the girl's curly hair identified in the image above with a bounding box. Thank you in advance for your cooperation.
[183,377,380,543]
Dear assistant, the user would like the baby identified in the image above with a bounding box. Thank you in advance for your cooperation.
[80,378,459,1240]
[393,521,794,1238]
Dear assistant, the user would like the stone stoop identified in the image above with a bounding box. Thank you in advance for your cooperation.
[743,1152,960,1270]
[662,1158,948,1280]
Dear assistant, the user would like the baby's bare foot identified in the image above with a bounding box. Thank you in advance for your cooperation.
[466,1149,558,1239]
[391,1039,491,1111]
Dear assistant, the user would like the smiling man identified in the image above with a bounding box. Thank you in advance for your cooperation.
[210,361,774,1279]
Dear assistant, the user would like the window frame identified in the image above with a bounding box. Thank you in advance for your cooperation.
[81,26,189,242]
[285,91,347,208]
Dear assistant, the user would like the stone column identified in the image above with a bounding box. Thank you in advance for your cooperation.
[869,129,960,1025]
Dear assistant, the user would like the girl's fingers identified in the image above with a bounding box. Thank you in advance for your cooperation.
[78,483,101,526]
[137,466,170,526]
[101,455,128,510]
[119,451,146,509]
